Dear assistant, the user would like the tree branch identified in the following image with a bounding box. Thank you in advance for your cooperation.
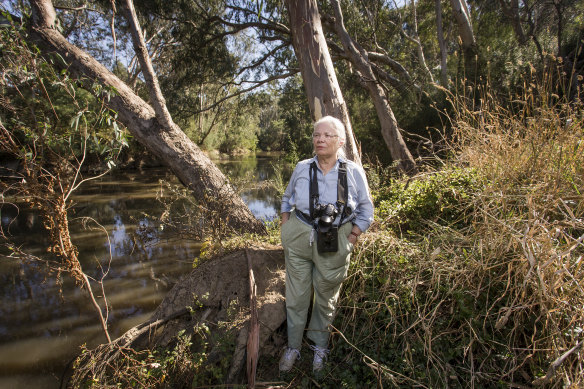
[54,5,104,14]
[367,51,412,82]
[199,71,297,114]
[124,0,174,129]
[235,42,289,76]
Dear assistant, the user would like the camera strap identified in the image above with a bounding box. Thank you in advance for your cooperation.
[309,161,319,220]
[337,162,349,225]
[308,160,349,224]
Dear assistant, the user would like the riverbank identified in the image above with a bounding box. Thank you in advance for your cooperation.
[75,147,285,174]
[0,157,282,388]
[66,153,583,387]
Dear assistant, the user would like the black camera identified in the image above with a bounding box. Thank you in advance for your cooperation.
[314,203,339,253]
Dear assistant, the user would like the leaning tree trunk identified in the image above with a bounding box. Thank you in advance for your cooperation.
[285,0,361,165]
[330,0,417,175]
[29,0,266,234]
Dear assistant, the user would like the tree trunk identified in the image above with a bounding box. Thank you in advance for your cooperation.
[409,0,434,83]
[329,0,418,175]
[554,1,563,57]
[284,0,361,165]
[435,0,449,87]
[498,0,528,46]
[29,0,266,235]
[123,0,173,129]
[450,0,479,81]
[497,0,543,60]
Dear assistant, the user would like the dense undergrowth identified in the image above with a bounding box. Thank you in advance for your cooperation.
[72,72,583,388]
[317,84,583,387]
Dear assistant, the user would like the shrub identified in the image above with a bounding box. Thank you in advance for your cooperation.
[374,167,482,234]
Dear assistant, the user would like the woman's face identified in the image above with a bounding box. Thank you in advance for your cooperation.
[313,123,343,159]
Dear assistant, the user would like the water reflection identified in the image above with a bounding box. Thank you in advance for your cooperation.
[0,156,280,388]
[214,156,281,221]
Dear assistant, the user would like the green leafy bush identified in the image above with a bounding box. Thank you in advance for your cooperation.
[374,167,482,234]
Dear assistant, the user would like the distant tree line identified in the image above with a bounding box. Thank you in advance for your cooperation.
[42,0,580,164]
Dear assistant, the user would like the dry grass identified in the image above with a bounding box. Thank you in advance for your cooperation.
[448,79,584,386]
[332,70,583,388]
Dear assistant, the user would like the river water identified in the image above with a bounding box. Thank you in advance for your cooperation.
[0,155,282,388]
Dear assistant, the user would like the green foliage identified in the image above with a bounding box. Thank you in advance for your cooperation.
[275,75,313,158]
[73,69,583,387]
[0,14,127,171]
[74,324,236,388]
[0,10,130,345]
[4,1,584,387]
[204,109,259,154]
[340,76,394,163]
[20,0,581,162]
[256,91,288,152]
[131,0,236,122]
[375,167,482,234]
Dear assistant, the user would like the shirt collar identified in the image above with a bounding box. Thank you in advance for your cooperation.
[312,156,343,172]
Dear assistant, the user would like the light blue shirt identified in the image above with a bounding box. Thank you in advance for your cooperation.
[281,157,374,232]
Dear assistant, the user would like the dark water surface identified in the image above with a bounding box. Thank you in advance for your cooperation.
[0,156,280,388]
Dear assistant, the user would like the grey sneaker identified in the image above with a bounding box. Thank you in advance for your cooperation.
[310,345,329,372]
[279,347,300,372]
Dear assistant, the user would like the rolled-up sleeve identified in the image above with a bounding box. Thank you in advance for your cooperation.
[281,166,298,213]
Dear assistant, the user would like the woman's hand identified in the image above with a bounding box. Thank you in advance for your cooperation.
[347,226,361,245]
[348,233,358,245]
[281,212,290,226]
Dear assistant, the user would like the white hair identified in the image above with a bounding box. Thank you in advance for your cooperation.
[313,115,347,159]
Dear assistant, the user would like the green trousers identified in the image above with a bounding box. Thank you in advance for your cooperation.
[281,211,354,349]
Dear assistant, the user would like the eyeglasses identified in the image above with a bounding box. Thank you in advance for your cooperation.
[312,132,339,140]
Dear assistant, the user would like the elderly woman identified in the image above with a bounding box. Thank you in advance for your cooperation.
[279,116,374,373]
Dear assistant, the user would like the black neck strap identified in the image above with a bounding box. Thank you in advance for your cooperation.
[309,160,349,223]
[309,161,319,220]
[337,162,348,222]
